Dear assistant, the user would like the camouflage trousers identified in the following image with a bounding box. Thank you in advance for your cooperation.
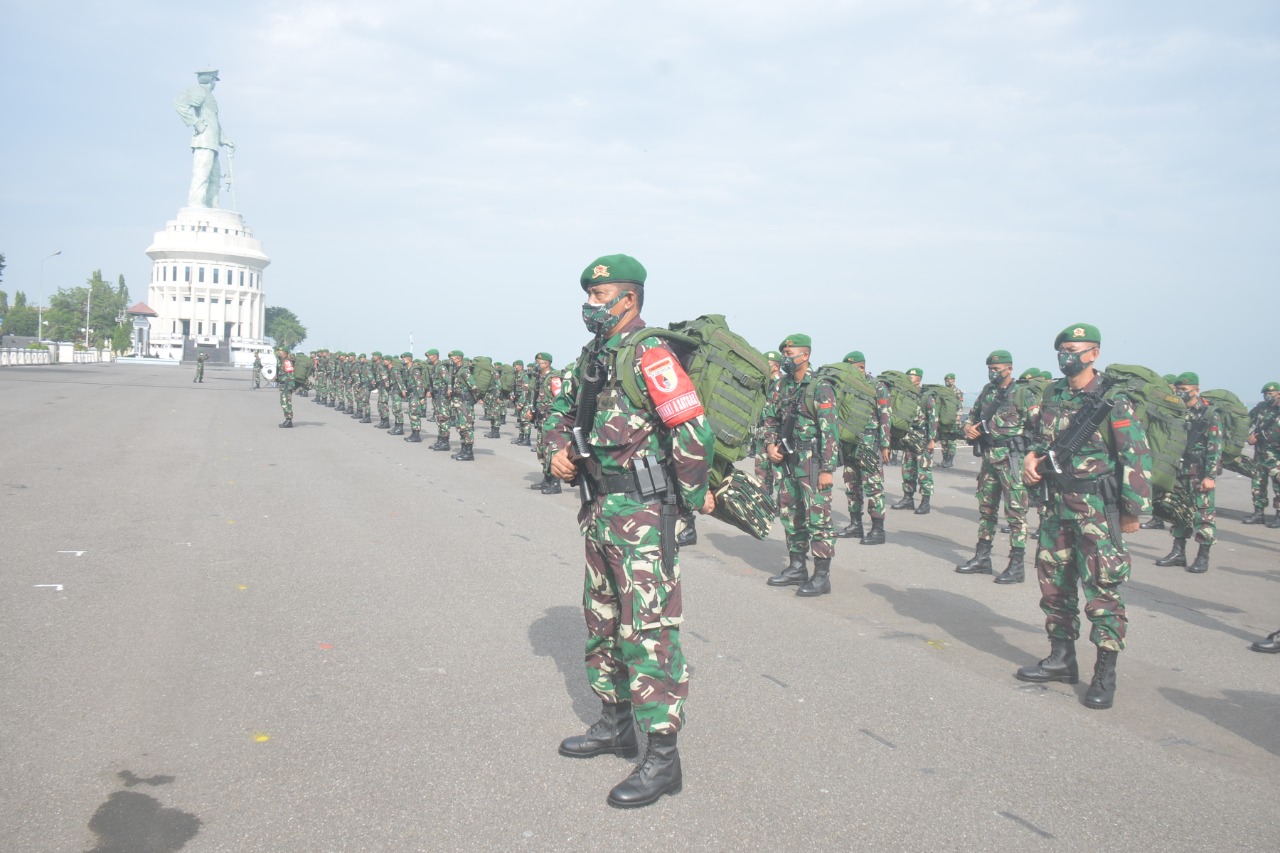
[390,390,404,424]
[579,496,687,735]
[1035,490,1129,652]
[754,455,776,508]
[976,448,1029,549]
[482,392,502,424]
[1251,447,1280,511]
[252,366,261,388]
[279,384,293,418]
[900,448,933,497]
[516,402,532,440]
[434,395,452,439]
[941,439,957,461]
[194,363,204,381]
[842,434,885,518]
[407,392,423,430]
[778,452,835,560]
[377,387,389,419]
[455,397,476,443]
[1171,477,1216,545]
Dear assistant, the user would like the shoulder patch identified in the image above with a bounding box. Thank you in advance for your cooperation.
[640,347,703,427]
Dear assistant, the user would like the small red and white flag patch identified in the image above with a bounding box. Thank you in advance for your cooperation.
[641,349,703,426]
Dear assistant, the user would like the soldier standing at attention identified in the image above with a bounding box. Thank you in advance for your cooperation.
[510,359,532,446]
[387,352,410,436]
[763,334,840,597]
[276,347,297,428]
[251,353,262,389]
[528,353,563,493]
[940,373,962,467]
[892,368,937,514]
[403,353,425,443]
[448,350,477,461]
[1243,382,1280,527]
[1017,324,1150,710]
[371,354,390,428]
[835,351,891,546]
[1154,372,1222,573]
[546,254,713,808]
[957,350,1037,583]
[193,351,207,383]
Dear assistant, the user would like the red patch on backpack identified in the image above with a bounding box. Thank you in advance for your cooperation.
[641,348,703,426]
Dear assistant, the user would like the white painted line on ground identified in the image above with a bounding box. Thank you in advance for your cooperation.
[34,584,64,591]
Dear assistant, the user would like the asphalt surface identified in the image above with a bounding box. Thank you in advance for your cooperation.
[2,363,1278,852]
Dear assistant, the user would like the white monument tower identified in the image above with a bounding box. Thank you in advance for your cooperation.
[143,68,272,366]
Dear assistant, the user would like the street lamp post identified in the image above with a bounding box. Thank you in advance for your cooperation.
[39,250,61,342]
[84,285,92,347]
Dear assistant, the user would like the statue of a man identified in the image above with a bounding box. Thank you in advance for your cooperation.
[174,69,235,208]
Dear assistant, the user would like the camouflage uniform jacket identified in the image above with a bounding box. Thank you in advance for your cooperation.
[1181,398,1223,480]
[910,389,939,445]
[1029,375,1152,518]
[530,370,562,419]
[968,380,1038,449]
[544,315,712,515]
[869,379,893,449]
[1250,402,1280,450]
[451,361,476,402]
[275,353,297,390]
[762,371,840,474]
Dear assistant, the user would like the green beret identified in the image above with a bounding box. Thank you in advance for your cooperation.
[1054,323,1101,349]
[906,367,923,378]
[765,351,781,362]
[1162,374,1176,384]
[1175,371,1200,386]
[397,351,410,358]
[581,254,647,290]
[844,351,865,364]
[449,349,464,358]
[780,333,812,349]
[372,351,382,357]
[1263,382,1280,393]
[425,348,439,356]
[986,349,1013,365]
[945,373,956,380]
[1020,369,1036,380]
[358,353,366,359]
[536,351,553,363]
[513,359,524,366]
[1040,369,1053,379]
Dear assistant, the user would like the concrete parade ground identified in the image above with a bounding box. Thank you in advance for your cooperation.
[2,363,1278,852]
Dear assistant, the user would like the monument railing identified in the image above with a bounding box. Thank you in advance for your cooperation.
[0,348,54,366]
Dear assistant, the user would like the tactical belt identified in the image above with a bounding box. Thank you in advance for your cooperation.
[988,435,1025,449]
[1050,474,1105,495]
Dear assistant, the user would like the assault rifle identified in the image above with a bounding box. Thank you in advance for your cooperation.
[1035,389,1123,545]
[569,343,607,503]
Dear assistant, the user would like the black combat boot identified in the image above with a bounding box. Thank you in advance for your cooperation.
[1267,512,1280,529]
[675,516,697,547]
[1155,537,1187,567]
[1187,543,1211,574]
[606,732,681,809]
[796,558,831,597]
[297,389,307,397]
[1242,509,1266,524]
[541,478,562,495]
[559,701,638,759]
[955,540,994,574]
[767,553,808,587]
[994,547,1025,584]
[360,414,372,424]
[336,402,346,413]
[860,516,885,545]
[452,443,474,461]
[942,453,954,468]
[1015,637,1078,684]
[388,423,404,436]
[530,476,552,491]
[836,514,864,540]
[432,436,451,451]
[891,494,915,510]
[1140,516,1165,529]
[914,495,931,515]
[1250,630,1280,653]
[510,434,525,444]
[1083,648,1118,710]
[404,429,422,443]
[278,418,293,428]
[486,423,501,439]
[376,417,390,429]
[351,409,361,419]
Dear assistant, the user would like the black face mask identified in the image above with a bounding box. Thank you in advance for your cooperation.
[1058,349,1092,377]
[988,367,1006,383]
[780,356,802,376]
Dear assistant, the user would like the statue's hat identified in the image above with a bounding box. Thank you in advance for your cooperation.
[196,69,221,80]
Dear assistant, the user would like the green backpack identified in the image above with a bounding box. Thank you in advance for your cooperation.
[1200,389,1250,470]
[471,356,494,393]
[609,314,770,479]
[924,383,963,441]
[810,363,878,445]
[1100,364,1188,494]
[498,362,516,394]
[877,370,922,448]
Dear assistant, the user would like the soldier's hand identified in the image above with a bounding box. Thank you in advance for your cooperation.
[1200,477,1215,492]
[1248,434,1257,445]
[1023,452,1043,485]
[767,444,783,464]
[818,472,833,490]
[963,423,980,440]
[550,446,577,481]
[700,490,715,515]
[1120,514,1139,533]
[927,441,936,453]
[881,448,890,464]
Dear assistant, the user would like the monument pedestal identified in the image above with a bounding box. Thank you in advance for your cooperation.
[144,207,271,366]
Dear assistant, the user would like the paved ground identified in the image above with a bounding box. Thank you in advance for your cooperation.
[2,364,1278,852]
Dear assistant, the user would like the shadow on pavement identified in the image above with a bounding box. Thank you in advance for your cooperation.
[1158,687,1280,757]
[1126,581,1257,643]
[529,605,598,725]
[702,530,788,578]
[865,582,1041,666]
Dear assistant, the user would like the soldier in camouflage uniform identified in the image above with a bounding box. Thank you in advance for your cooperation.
[527,353,563,493]
[370,353,389,428]
[763,333,839,597]
[835,351,891,546]
[482,361,504,439]
[447,350,477,461]
[353,354,372,422]
[892,368,938,514]
[1016,323,1151,710]
[400,353,425,442]
[251,353,262,389]
[422,349,454,451]
[1154,372,1222,573]
[752,351,783,505]
[510,360,532,446]
[940,373,962,467]
[1243,382,1280,528]
[275,347,297,428]
[386,352,409,436]
[957,350,1039,583]
[193,351,207,382]
[546,254,712,809]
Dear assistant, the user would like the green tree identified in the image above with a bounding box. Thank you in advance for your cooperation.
[265,306,307,350]
[111,323,133,354]
[47,270,128,347]
[0,290,8,318]
[14,291,26,308]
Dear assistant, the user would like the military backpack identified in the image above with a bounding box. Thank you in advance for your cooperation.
[806,363,878,445]
[876,370,922,448]
[498,362,516,394]
[1200,389,1250,472]
[471,356,494,393]
[924,383,964,441]
[1099,364,1188,494]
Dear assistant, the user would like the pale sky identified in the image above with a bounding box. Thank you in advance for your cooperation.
[2,1,1276,397]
